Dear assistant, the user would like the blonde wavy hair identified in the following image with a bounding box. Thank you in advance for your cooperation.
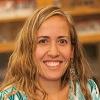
[0,6,92,100]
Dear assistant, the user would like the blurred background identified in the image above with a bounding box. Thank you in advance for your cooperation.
[0,0,100,86]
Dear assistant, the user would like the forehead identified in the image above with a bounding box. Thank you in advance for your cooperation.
[36,15,70,37]
[41,15,69,27]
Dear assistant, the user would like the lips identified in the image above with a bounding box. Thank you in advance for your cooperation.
[43,60,63,69]
[45,61,60,66]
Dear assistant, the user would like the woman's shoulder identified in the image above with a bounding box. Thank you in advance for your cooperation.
[0,86,27,100]
[87,79,100,99]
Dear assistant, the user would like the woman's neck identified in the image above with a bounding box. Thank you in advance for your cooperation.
[39,78,61,94]
[37,77,69,100]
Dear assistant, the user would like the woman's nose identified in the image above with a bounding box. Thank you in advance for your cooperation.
[47,42,59,58]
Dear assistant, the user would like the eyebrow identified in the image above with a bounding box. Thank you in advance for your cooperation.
[57,36,70,39]
[37,36,70,39]
[37,36,49,39]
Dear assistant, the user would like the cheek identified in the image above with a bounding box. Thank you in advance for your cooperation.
[35,46,47,60]
[35,48,42,60]
[60,46,72,59]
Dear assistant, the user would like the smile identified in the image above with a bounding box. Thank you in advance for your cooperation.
[43,60,63,68]
[45,61,60,67]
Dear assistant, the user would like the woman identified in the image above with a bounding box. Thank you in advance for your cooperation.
[0,6,100,100]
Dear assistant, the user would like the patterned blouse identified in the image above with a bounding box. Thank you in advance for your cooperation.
[0,79,100,100]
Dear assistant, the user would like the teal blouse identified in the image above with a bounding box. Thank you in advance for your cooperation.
[0,79,100,100]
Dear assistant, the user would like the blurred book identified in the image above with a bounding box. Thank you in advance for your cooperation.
[0,0,14,12]
[76,19,100,34]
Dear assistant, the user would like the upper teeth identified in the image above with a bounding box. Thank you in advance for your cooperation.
[45,62,60,67]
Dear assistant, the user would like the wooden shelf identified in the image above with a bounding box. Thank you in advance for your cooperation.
[0,15,27,23]
[78,33,100,44]
[0,42,14,53]
[0,33,100,53]
[63,6,100,16]
[0,6,100,23]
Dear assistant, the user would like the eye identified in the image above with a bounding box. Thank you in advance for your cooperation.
[38,39,48,45]
[58,39,70,46]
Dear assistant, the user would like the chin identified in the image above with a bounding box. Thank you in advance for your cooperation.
[40,73,64,81]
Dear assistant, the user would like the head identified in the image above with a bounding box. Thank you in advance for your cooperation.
[3,6,92,100]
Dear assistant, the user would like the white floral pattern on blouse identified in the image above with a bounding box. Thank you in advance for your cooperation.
[0,79,100,100]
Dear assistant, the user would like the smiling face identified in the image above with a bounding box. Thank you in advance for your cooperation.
[34,15,73,82]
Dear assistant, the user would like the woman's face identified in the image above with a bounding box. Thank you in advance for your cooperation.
[35,15,73,81]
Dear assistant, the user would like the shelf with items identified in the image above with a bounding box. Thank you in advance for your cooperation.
[0,33,100,53]
[0,2,100,53]
[0,8,33,23]
[0,6,100,23]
